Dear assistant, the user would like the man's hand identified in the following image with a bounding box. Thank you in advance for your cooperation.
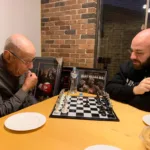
[22,71,38,92]
[133,77,150,95]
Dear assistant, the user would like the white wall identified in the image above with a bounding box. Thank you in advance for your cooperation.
[0,0,41,56]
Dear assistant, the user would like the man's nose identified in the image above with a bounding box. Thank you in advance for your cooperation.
[28,62,33,69]
[130,52,137,60]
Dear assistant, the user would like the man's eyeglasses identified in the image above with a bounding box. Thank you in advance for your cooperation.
[128,49,144,56]
[8,50,35,66]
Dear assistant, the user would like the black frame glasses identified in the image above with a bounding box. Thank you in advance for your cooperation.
[8,50,35,65]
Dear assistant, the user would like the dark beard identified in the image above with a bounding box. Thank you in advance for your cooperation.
[133,56,150,70]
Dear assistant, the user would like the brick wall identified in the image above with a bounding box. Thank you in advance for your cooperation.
[99,5,144,79]
[41,0,97,68]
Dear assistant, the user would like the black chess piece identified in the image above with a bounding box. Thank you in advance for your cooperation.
[84,98,89,107]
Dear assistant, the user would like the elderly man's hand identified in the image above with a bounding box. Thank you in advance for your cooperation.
[133,77,150,95]
[22,71,38,92]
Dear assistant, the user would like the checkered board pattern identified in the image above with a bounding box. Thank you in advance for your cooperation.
[50,96,119,121]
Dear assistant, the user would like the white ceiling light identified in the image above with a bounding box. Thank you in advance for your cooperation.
[143,4,146,9]
[143,4,150,13]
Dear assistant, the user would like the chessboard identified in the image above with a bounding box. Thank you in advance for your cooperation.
[50,90,119,121]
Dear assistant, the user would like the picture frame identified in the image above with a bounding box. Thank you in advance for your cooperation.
[32,57,63,101]
[59,67,73,92]
[77,68,107,95]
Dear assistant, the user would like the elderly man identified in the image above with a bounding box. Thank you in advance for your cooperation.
[0,34,38,117]
[106,29,150,111]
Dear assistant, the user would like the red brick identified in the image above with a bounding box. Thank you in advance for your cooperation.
[76,58,85,63]
[49,7,59,12]
[50,45,60,48]
[71,35,80,39]
[76,40,87,44]
[72,15,81,20]
[59,53,70,57]
[55,30,64,35]
[87,39,95,44]
[65,20,77,25]
[41,27,49,31]
[49,53,60,57]
[50,26,60,30]
[71,4,82,10]
[82,24,96,29]
[65,40,75,44]
[78,8,87,14]
[78,0,87,4]
[50,35,60,39]
[70,45,79,49]
[42,52,50,56]
[88,0,97,2]
[60,25,70,30]
[77,19,88,24]
[49,0,61,2]
[70,63,79,66]
[63,62,70,66]
[49,17,59,21]
[71,24,81,29]
[42,9,50,13]
[60,6,71,11]
[45,22,55,26]
[62,49,75,53]
[45,3,55,8]
[69,58,77,63]
[54,11,65,16]
[42,44,49,49]
[60,35,70,39]
[86,49,94,53]
[77,30,87,34]
[87,29,95,34]
[55,40,65,44]
[60,16,71,20]
[55,21,65,26]
[86,58,94,63]
[45,48,55,52]
[46,30,54,35]
[79,44,88,49]
[79,53,94,58]
[55,49,62,52]
[65,0,77,5]
[70,54,79,58]
[88,8,96,13]
[64,10,76,15]
[79,63,93,68]
[60,45,70,48]
[76,49,86,53]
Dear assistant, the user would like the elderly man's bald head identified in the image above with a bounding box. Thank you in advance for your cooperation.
[4,34,36,57]
[3,34,36,76]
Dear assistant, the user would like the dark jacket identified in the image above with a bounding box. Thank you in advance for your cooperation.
[106,60,150,111]
[0,54,37,117]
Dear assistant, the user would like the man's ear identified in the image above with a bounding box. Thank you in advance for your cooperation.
[3,50,13,63]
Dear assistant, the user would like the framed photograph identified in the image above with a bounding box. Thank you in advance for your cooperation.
[77,68,107,95]
[59,67,73,92]
[32,57,63,101]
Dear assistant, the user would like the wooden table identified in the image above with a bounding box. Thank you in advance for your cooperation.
[0,93,149,150]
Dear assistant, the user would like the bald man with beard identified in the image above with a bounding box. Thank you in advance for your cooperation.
[0,34,38,117]
[106,29,150,111]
